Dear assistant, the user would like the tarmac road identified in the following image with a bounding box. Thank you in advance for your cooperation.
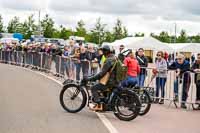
[1,63,200,133]
[0,64,109,133]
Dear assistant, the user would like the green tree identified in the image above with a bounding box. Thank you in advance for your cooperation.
[41,14,55,38]
[104,31,114,43]
[0,15,3,32]
[150,32,155,37]
[59,25,66,39]
[85,33,92,43]
[123,26,128,38]
[112,19,128,40]
[7,16,21,33]
[22,15,37,39]
[65,29,73,39]
[113,19,124,40]
[75,20,87,37]
[151,31,171,43]
[52,29,60,38]
[89,18,106,45]
[59,25,73,40]
[177,29,187,43]
[135,32,145,37]
[159,31,170,43]
[192,34,200,43]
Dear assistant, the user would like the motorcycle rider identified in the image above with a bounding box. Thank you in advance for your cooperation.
[82,45,118,111]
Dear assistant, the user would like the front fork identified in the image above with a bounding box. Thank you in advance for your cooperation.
[71,88,81,100]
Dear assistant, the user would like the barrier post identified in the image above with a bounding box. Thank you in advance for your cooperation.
[48,55,52,73]
[189,72,195,109]
[31,52,33,67]
[0,50,1,61]
[0,50,2,61]
[16,51,19,65]
[22,51,25,66]
[59,56,61,76]
[40,53,43,70]
[167,71,177,108]
[8,51,11,64]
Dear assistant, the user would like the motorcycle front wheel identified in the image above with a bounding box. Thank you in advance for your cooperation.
[59,84,87,113]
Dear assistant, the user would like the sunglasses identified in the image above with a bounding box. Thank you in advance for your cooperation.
[177,58,183,60]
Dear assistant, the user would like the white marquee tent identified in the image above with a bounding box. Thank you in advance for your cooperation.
[166,43,190,51]
[179,43,200,53]
[107,36,173,54]
[167,43,200,53]
[103,37,200,62]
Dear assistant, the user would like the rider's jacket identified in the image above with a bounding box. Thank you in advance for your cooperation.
[89,54,118,87]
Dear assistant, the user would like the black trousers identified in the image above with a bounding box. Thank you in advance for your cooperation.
[91,83,107,103]
[196,83,200,100]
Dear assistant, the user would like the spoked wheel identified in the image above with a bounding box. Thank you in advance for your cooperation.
[192,103,200,110]
[138,90,151,116]
[59,84,87,113]
[112,90,141,121]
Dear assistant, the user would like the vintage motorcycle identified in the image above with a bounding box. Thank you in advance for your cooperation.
[59,80,141,121]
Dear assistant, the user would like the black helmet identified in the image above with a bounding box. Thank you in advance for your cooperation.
[125,49,133,57]
[101,45,111,52]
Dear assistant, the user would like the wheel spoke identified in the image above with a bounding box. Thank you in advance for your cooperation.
[65,90,73,97]
[64,97,71,101]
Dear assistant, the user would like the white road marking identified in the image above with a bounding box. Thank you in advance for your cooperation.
[20,66,119,133]
[96,113,119,133]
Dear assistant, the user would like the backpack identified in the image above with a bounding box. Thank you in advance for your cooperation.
[118,53,125,62]
[115,59,128,82]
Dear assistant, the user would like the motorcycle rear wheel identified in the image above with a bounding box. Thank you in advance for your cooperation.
[112,90,141,121]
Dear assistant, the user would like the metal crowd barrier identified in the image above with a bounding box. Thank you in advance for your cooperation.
[142,67,199,109]
[0,50,99,80]
[0,50,199,110]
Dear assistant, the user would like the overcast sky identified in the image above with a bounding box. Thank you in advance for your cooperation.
[0,0,200,35]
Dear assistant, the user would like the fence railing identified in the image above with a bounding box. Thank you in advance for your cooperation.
[0,50,199,109]
[142,67,199,109]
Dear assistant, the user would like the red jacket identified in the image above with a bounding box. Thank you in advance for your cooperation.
[124,57,141,77]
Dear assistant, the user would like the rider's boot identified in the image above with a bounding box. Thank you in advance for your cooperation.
[89,103,103,111]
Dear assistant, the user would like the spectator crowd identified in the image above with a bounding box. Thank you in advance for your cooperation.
[0,40,200,109]
[0,40,101,80]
